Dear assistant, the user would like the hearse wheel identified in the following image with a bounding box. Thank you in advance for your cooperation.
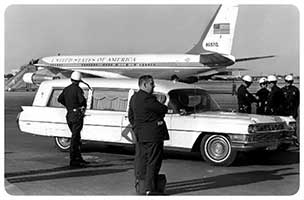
[200,134,237,166]
[54,137,70,152]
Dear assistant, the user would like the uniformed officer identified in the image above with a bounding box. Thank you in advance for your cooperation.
[237,75,257,113]
[58,71,89,168]
[256,77,269,115]
[282,74,299,119]
[128,75,169,195]
[265,75,286,116]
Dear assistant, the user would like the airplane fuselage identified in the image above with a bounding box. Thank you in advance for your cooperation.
[39,54,215,79]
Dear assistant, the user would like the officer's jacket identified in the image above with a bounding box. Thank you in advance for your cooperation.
[282,85,299,117]
[128,89,169,142]
[256,88,269,107]
[58,83,87,112]
[267,85,286,115]
[237,84,257,106]
[282,85,299,108]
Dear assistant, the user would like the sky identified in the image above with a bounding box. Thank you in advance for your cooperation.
[4,4,300,76]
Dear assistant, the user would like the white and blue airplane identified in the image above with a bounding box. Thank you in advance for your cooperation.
[23,5,274,84]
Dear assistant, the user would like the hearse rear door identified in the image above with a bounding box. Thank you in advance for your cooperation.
[83,88,129,142]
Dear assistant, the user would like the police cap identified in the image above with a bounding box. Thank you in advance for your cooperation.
[259,77,267,84]
[285,74,293,82]
[71,71,82,82]
[242,75,253,83]
[267,75,277,82]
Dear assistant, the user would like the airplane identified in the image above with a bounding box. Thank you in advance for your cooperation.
[22,4,274,85]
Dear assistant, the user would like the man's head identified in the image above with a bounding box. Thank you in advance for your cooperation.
[138,75,155,94]
[259,77,268,88]
[267,75,277,89]
[242,75,253,88]
[71,71,82,84]
[284,74,294,86]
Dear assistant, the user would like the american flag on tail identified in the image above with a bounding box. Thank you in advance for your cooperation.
[213,23,230,34]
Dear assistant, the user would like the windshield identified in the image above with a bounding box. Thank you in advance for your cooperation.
[168,89,221,114]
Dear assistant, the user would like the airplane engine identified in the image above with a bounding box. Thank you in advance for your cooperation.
[23,72,60,85]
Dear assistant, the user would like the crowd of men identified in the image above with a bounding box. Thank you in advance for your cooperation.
[237,74,299,118]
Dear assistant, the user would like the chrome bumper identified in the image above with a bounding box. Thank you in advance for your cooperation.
[231,130,295,151]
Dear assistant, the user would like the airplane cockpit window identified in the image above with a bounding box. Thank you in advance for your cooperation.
[168,89,221,114]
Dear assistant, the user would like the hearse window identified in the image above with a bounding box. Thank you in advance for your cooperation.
[168,89,221,114]
[92,88,129,112]
[47,88,89,108]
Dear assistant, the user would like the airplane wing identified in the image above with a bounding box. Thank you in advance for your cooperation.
[199,53,235,66]
[235,55,275,62]
[75,69,130,79]
[195,66,247,77]
[219,67,247,71]
[211,75,241,80]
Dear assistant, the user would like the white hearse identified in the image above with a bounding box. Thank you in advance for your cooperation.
[17,78,296,166]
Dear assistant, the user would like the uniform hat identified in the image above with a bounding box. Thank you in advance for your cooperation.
[71,71,82,81]
[267,75,277,82]
[259,77,267,84]
[285,74,293,82]
[242,75,253,83]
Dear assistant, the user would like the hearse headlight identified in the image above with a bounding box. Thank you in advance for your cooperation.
[248,124,258,133]
[231,134,250,142]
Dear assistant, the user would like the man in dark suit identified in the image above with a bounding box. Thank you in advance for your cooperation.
[128,75,169,195]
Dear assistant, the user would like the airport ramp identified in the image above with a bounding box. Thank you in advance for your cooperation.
[5,64,37,91]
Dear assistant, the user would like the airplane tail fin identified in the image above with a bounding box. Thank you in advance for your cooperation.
[187,4,239,55]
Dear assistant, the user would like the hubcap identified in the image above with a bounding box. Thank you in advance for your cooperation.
[56,137,70,149]
[205,135,231,162]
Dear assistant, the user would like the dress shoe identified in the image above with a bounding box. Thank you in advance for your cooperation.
[74,156,90,164]
[78,159,90,164]
[145,191,164,195]
[69,161,86,168]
